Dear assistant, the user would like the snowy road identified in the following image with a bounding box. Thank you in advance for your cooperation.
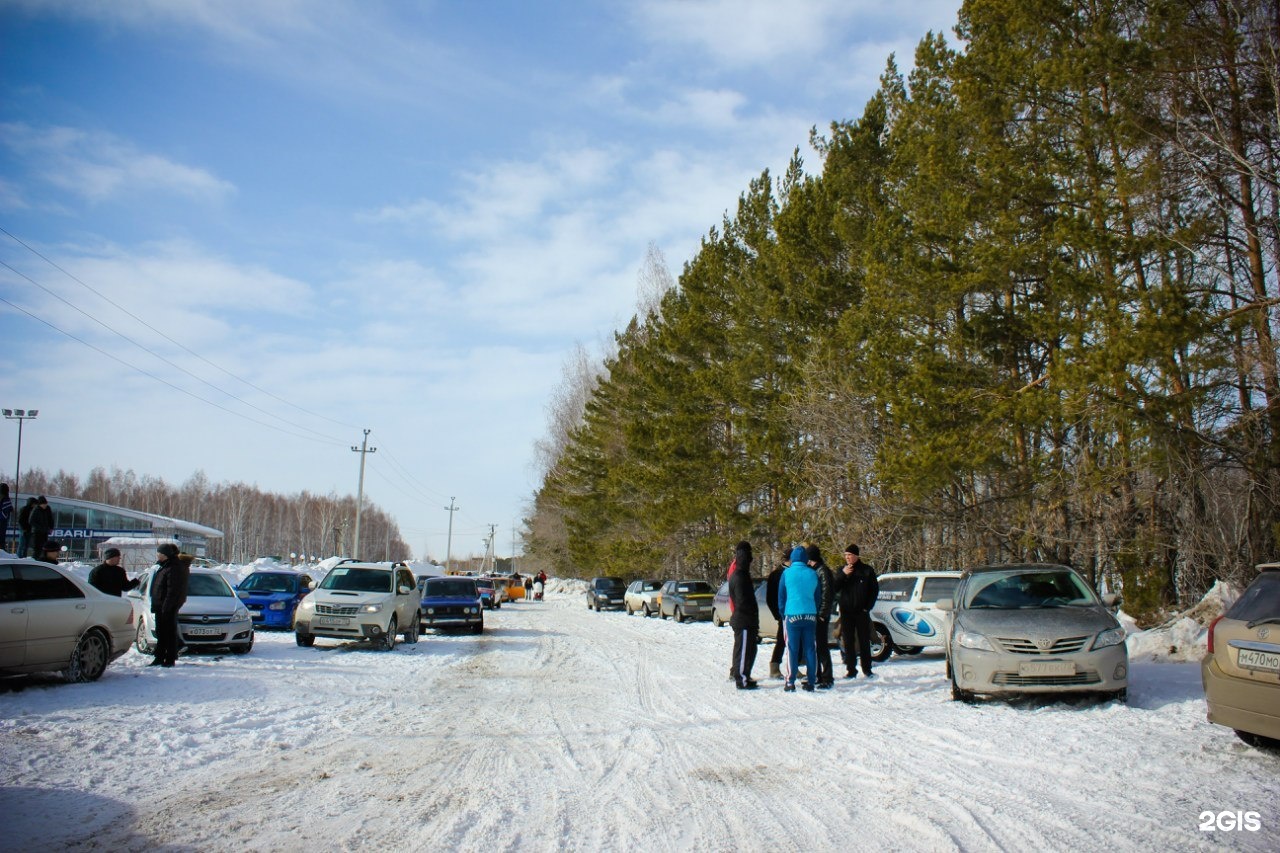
[2,588,1278,852]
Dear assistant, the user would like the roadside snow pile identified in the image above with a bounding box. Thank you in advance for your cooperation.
[544,577,587,596]
[1126,580,1242,662]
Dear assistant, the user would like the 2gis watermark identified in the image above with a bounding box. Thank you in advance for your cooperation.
[1198,810,1263,833]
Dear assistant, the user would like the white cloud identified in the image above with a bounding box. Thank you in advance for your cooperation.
[634,0,853,66]
[0,122,235,203]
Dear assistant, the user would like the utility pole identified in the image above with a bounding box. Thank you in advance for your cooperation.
[483,523,496,573]
[350,429,376,559]
[444,497,458,573]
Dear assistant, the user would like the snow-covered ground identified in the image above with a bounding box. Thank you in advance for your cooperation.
[2,575,1277,851]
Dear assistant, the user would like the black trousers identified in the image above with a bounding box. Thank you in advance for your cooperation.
[154,608,182,664]
[770,618,786,664]
[841,609,874,675]
[730,624,758,685]
[816,617,833,684]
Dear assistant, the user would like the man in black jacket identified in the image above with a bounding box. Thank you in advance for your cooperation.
[17,496,37,557]
[150,544,191,667]
[766,559,787,679]
[29,496,54,558]
[89,548,140,597]
[834,544,879,678]
[808,544,836,689]
[727,541,760,690]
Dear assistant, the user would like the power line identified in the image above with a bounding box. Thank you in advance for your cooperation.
[0,225,360,430]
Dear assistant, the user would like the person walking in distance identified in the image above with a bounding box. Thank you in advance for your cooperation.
[835,544,880,679]
[727,541,760,690]
[89,547,140,597]
[766,558,787,679]
[778,545,821,692]
[17,496,37,557]
[807,543,836,689]
[150,544,191,667]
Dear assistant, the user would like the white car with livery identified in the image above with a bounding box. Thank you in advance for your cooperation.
[869,571,962,662]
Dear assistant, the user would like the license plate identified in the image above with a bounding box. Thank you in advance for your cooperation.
[316,616,351,626]
[1019,661,1075,677]
[186,627,221,636]
[1237,648,1280,674]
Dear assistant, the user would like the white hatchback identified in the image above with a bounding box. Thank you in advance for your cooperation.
[869,571,962,662]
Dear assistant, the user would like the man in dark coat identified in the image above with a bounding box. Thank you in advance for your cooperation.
[29,496,54,558]
[727,541,760,690]
[766,559,787,679]
[150,543,191,667]
[834,544,880,678]
[34,538,62,564]
[808,543,836,689]
[89,547,140,597]
[17,496,37,557]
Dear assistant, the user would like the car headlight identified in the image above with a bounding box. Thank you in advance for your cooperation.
[299,598,314,611]
[426,608,435,615]
[268,601,288,611]
[1091,626,1126,650]
[232,607,250,621]
[362,603,383,613]
[954,629,995,651]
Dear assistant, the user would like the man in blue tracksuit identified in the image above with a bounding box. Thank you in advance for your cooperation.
[778,545,821,692]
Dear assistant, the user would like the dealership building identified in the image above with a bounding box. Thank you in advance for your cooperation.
[4,494,223,564]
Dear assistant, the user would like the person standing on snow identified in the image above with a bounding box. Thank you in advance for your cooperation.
[766,559,787,679]
[834,544,880,679]
[807,543,836,689]
[778,545,821,692]
[29,496,54,558]
[0,484,12,552]
[727,541,760,690]
[89,547,140,597]
[17,496,37,557]
[150,544,191,667]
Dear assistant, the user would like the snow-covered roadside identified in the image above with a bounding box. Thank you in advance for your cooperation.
[1,582,1276,851]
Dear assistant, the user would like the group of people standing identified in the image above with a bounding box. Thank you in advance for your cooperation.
[725,540,880,692]
[1,487,57,560]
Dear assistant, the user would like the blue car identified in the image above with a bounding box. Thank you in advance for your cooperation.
[420,576,484,634]
[236,570,314,629]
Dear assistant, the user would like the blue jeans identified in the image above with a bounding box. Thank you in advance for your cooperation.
[785,615,817,687]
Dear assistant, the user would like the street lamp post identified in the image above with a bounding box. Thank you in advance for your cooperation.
[3,409,38,496]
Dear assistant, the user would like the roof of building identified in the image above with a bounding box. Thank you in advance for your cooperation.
[15,493,223,539]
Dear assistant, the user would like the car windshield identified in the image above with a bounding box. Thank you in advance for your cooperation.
[188,574,233,597]
[676,582,712,594]
[963,569,1095,609]
[320,568,394,593]
[238,573,297,593]
[595,579,625,591]
[1226,571,1280,624]
[426,579,477,597]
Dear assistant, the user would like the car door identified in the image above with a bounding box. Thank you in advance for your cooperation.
[16,564,88,668]
[660,581,674,616]
[0,565,27,668]
[395,568,418,625]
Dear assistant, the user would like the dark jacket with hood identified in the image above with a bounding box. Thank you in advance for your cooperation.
[151,552,192,614]
[29,502,53,535]
[727,541,759,629]
[835,559,879,613]
[807,545,835,621]
[765,562,785,621]
[17,498,36,534]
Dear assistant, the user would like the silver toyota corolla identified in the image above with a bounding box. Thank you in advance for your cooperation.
[939,563,1128,703]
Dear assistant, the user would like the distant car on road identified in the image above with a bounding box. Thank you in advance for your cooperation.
[474,577,501,610]
[0,557,135,682]
[294,561,420,650]
[625,579,663,616]
[587,577,627,611]
[131,567,255,656]
[939,563,1127,703]
[235,570,314,629]
[658,580,715,622]
[1202,563,1280,749]
[420,576,484,634]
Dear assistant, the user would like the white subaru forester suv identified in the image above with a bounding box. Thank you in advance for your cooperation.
[294,561,420,650]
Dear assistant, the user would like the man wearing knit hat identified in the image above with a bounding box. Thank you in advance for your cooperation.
[150,543,191,667]
[89,547,139,597]
[834,544,880,679]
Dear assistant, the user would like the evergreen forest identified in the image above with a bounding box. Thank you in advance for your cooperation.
[523,0,1280,622]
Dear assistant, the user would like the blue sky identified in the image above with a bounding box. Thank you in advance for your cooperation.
[0,0,962,562]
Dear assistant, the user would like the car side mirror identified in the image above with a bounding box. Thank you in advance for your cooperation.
[307,581,317,590]
[1101,593,1121,609]
[398,585,413,595]
[936,598,953,612]
[125,590,141,600]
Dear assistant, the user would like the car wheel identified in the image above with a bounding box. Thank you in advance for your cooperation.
[675,607,685,623]
[897,646,923,655]
[643,604,652,618]
[712,611,723,627]
[66,629,110,682]
[380,618,398,651]
[472,620,484,635]
[295,632,315,647]
[950,671,974,703]
[1109,688,1127,703]
[404,614,420,644]
[231,636,253,655]
[1235,730,1280,749]
[135,620,155,655]
[870,624,894,662]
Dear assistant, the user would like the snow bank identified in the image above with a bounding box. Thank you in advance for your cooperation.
[1125,580,1242,662]
[544,577,587,596]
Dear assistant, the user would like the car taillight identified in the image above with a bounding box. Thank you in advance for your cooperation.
[1207,614,1224,653]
